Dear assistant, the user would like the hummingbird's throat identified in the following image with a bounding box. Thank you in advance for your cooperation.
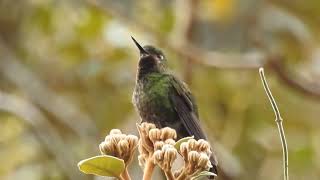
[137,56,159,79]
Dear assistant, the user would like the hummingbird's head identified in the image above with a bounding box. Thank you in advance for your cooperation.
[131,37,167,77]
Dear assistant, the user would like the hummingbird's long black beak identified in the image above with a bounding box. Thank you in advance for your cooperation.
[131,36,148,55]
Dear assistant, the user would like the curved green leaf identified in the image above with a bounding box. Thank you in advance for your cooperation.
[78,155,125,177]
[191,170,217,180]
[174,136,194,150]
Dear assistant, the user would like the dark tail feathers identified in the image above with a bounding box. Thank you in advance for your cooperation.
[209,156,218,179]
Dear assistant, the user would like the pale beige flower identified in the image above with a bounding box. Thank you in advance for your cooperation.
[136,123,214,180]
[99,129,138,166]
[153,144,177,172]
[175,139,213,179]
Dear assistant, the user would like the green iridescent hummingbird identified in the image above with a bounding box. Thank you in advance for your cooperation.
[131,37,218,177]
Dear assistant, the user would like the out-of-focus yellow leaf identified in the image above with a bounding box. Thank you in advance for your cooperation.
[77,155,125,177]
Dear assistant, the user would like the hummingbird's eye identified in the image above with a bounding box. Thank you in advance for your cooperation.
[158,55,164,60]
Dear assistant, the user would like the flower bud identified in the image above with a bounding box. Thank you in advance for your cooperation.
[118,139,129,157]
[138,154,146,167]
[153,144,177,171]
[197,153,210,170]
[154,141,164,150]
[126,135,139,150]
[164,148,177,164]
[154,150,164,162]
[164,139,175,145]
[180,142,189,160]
[167,149,177,170]
[188,151,200,163]
[100,129,139,166]
[162,144,173,151]
[110,129,122,135]
[110,134,123,145]
[160,127,177,140]
[188,139,197,150]
[137,123,155,152]
[149,128,161,143]
[99,141,115,156]
[140,123,156,135]
[197,139,211,154]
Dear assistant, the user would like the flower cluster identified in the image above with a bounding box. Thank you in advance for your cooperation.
[136,123,177,167]
[79,123,215,180]
[175,139,213,179]
[137,122,214,180]
[99,129,138,166]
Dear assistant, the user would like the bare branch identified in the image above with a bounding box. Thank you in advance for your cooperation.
[268,59,320,99]
[85,0,266,69]
[259,68,289,180]
[180,0,198,84]
[84,0,320,101]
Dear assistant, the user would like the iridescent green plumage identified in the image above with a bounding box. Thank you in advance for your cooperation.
[133,72,198,138]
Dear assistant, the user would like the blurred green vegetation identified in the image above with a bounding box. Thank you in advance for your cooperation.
[1,0,320,180]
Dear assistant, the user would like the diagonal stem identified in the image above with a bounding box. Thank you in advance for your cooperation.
[164,170,175,180]
[120,168,131,180]
[143,158,155,180]
[259,68,289,180]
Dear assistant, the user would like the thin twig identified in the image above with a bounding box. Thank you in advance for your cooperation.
[259,68,289,180]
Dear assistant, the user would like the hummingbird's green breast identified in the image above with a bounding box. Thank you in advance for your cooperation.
[143,73,171,107]
[133,73,178,128]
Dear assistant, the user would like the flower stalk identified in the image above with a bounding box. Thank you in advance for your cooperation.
[259,68,289,180]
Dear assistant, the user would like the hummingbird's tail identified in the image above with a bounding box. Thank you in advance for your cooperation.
[209,156,218,179]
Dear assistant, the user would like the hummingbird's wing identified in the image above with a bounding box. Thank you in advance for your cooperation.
[169,75,219,176]
[169,75,207,140]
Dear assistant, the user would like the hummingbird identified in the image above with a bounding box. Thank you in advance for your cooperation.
[131,37,218,177]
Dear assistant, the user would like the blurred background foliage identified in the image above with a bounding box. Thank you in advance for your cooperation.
[1,0,320,180]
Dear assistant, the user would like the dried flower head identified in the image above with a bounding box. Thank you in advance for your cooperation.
[138,140,149,167]
[99,129,138,166]
[149,128,162,143]
[160,127,177,140]
[175,138,213,178]
[136,123,214,179]
[154,141,165,150]
[153,144,177,171]
[181,139,212,158]
[137,123,156,153]
[136,122,178,172]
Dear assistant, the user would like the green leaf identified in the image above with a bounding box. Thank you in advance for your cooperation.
[191,171,217,180]
[174,136,194,150]
[77,155,125,177]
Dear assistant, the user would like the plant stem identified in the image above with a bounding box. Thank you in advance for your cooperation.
[164,170,175,180]
[176,169,188,180]
[116,175,125,180]
[143,159,155,180]
[120,168,131,180]
[259,68,289,180]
